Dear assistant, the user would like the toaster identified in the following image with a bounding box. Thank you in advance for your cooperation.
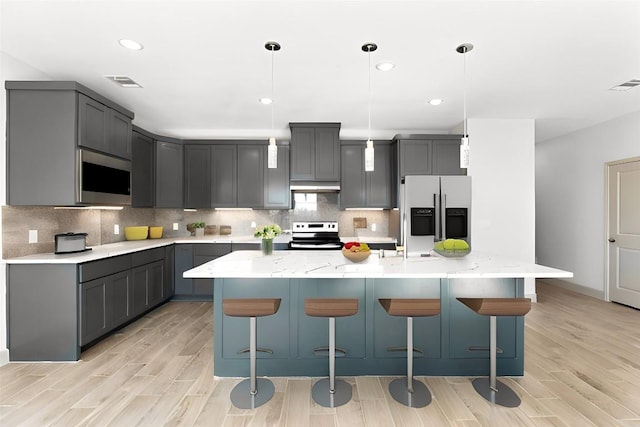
[54,232,92,254]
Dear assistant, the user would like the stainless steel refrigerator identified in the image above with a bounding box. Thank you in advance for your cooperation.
[401,175,472,257]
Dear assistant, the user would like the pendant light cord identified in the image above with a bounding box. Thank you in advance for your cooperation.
[367,47,372,142]
[271,47,275,133]
[463,47,467,138]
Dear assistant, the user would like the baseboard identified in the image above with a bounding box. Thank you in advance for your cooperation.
[0,348,9,366]
[537,278,605,300]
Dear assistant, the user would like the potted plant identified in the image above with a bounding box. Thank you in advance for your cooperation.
[186,221,205,236]
[254,224,282,255]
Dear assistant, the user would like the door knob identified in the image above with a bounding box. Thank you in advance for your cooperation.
[608,238,616,242]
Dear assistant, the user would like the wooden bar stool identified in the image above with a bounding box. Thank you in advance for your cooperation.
[304,298,359,408]
[378,298,440,408]
[222,298,281,409]
[457,297,531,407]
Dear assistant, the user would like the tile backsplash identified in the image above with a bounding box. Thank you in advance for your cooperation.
[2,193,392,258]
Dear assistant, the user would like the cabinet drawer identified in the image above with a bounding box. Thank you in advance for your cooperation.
[131,247,165,267]
[79,254,132,283]
[193,243,231,257]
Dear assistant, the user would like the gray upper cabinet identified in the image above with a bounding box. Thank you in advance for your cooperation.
[184,144,212,208]
[395,135,466,178]
[237,144,264,208]
[5,81,134,206]
[264,145,291,209]
[340,141,393,209]
[290,123,341,182]
[131,131,155,207]
[155,140,184,208]
[211,144,237,207]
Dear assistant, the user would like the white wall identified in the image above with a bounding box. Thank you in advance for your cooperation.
[468,119,537,298]
[0,52,53,365]
[536,111,640,294]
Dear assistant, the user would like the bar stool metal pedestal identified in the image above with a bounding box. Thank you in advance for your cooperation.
[222,298,281,409]
[378,298,440,408]
[457,297,532,408]
[304,298,359,408]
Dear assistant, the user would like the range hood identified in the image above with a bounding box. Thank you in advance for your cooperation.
[290,181,340,192]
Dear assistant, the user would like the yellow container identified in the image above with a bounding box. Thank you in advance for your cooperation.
[124,226,149,240]
[149,226,164,239]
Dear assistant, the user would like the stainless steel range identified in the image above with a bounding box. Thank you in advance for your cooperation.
[288,221,343,250]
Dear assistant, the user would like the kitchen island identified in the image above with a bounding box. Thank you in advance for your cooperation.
[184,250,572,377]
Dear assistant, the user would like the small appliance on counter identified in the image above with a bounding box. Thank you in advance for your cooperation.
[54,232,91,254]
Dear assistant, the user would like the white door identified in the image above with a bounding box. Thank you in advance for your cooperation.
[607,158,640,309]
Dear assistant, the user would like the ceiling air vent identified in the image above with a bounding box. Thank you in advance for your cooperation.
[105,75,142,88]
[609,79,640,91]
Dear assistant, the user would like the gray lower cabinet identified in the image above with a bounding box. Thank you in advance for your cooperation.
[132,260,164,315]
[290,123,341,182]
[155,140,184,208]
[131,130,155,207]
[174,243,231,299]
[340,141,393,209]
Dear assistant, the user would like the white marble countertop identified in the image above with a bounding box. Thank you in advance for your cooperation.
[183,250,573,279]
[2,235,397,264]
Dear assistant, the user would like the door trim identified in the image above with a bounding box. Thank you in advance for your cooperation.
[604,156,640,302]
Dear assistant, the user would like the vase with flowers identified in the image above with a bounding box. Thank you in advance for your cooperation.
[254,224,282,255]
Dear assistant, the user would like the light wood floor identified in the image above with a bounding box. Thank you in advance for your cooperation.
[1,281,639,426]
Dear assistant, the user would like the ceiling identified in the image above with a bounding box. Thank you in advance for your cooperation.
[2,0,639,143]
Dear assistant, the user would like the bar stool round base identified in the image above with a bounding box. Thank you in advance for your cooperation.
[472,378,521,407]
[311,378,352,408]
[388,378,432,408]
[230,378,275,409]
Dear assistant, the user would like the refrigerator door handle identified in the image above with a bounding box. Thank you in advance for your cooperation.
[442,193,447,240]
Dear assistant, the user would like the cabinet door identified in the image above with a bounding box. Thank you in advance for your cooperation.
[297,278,366,359]
[237,144,264,208]
[80,277,109,346]
[432,140,466,176]
[174,244,194,296]
[155,141,184,208]
[315,127,340,181]
[366,143,392,208]
[110,270,133,328]
[373,278,441,359]
[78,93,108,153]
[131,132,154,207]
[220,278,290,359]
[211,145,237,207]
[132,265,149,316]
[108,109,132,159]
[147,260,165,308]
[340,144,366,208]
[164,245,175,301]
[184,145,212,208]
[290,127,315,180]
[264,145,290,209]
[399,140,432,177]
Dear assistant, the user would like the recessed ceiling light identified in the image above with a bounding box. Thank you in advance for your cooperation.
[118,39,143,50]
[428,99,443,106]
[258,97,273,105]
[376,62,395,71]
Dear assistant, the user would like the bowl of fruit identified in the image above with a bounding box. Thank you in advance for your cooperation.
[433,239,471,257]
[342,241,371,262]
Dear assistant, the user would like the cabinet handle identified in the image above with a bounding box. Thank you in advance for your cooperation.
[237,347,274,355]
[608,238,616,243]
[313,346,347,357]
[468,345,504,354]
[386,346,424,356]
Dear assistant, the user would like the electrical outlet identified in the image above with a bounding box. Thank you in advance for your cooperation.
[28,229,38,243]
[173,222,179,231]
[250,221,256,228]
[114,224,120,235]
[371,223,377,232]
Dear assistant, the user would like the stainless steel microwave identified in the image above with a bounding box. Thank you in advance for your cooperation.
[79,149,131,205]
